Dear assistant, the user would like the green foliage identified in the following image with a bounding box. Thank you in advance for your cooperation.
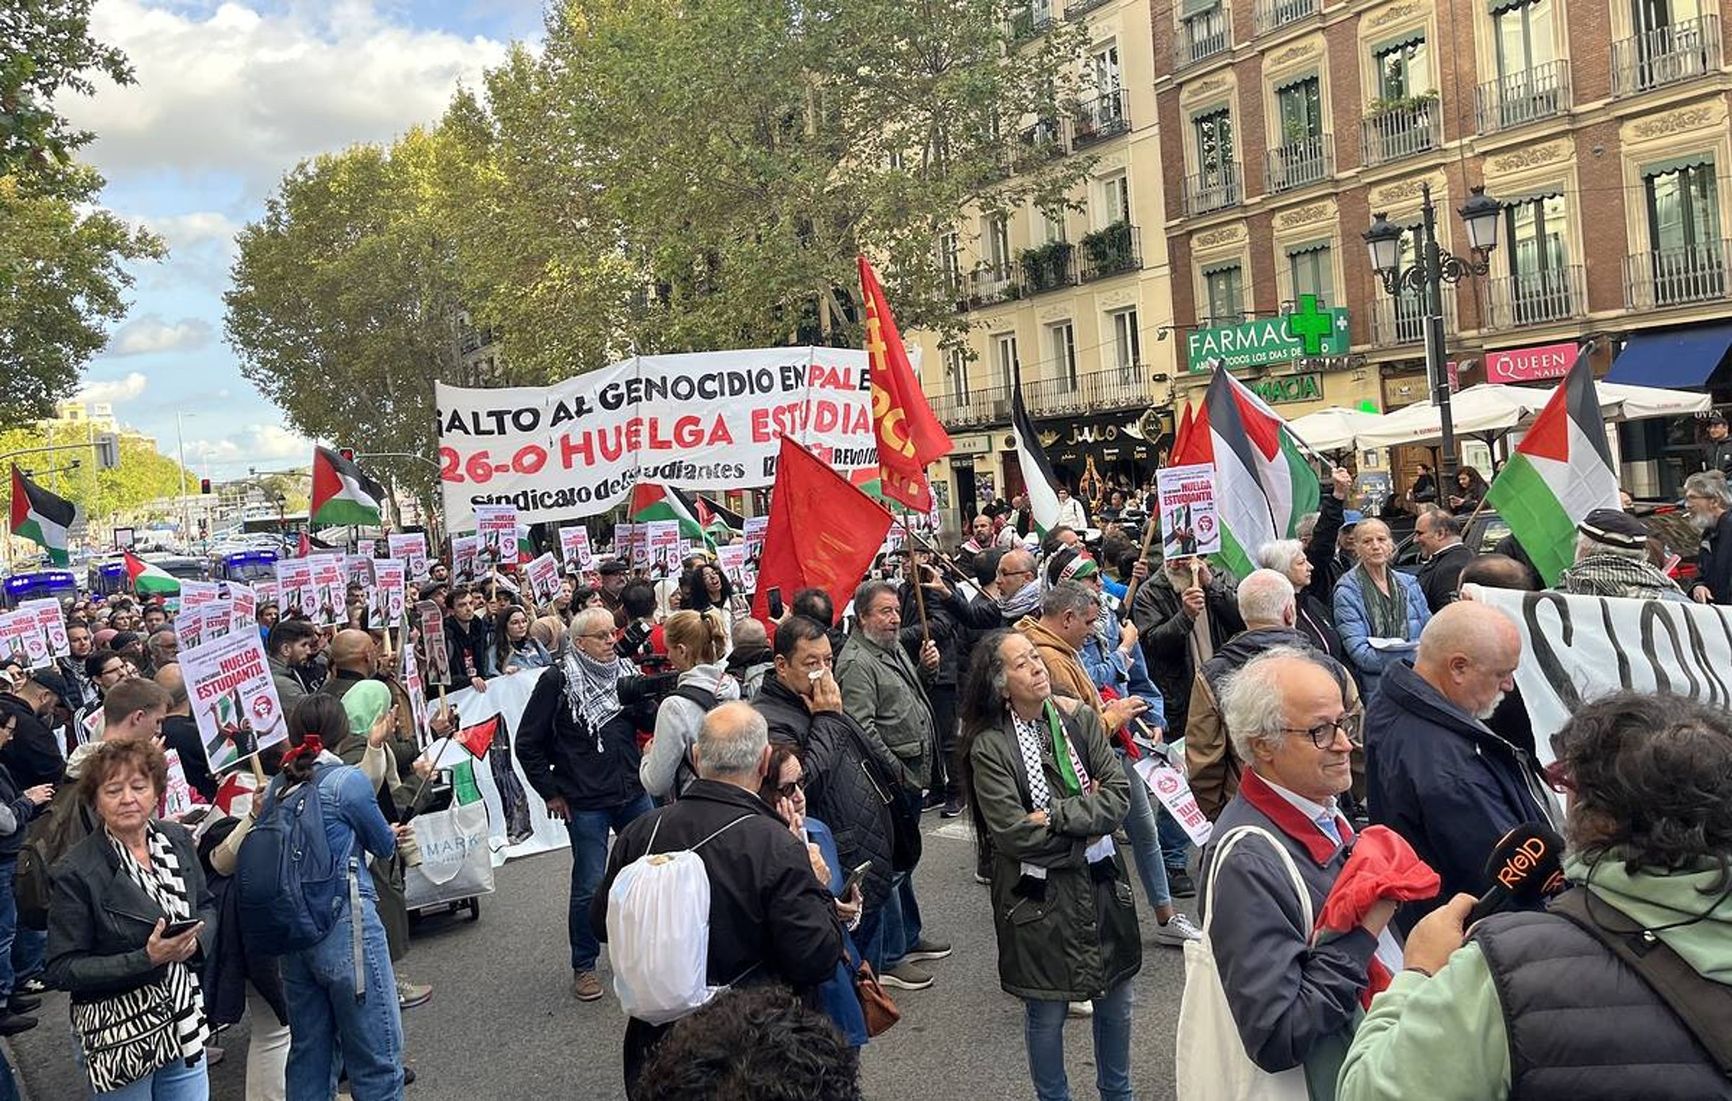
[0,0,133,175]
[0,423,190,532]
[1365,89,1439,117]
[1018,240,1073,292]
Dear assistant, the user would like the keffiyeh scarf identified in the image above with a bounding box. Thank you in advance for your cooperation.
[562,648,630,748]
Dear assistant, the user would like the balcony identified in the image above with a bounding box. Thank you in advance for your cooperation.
[965,265,1023,310]
[1066,0,1114,18]
[1182,162,1242,216]
[1612,16,1721,96]
[1175,10,1231,69]
[933,385,1015,429]
[1369,292,1457,346]
[1623,240,1732,309]
[1074,90,1130,146]
[1012,4,1055,38]
[1023,366,1153,417]
[1078,222,1141,281]
[1253,0,1319,35]
[1476,60,1571,132]
[1481,265,1585,330]
[1016,119,1067,170]
[1265,133,1334,193]
[1361,97,1442,166]
[1018,242,1078,295]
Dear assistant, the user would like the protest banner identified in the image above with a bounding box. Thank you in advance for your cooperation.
[346,556,375,588]
[176,605,204,651]
[1156,463,1222,560]
[1471,586,1732,766]
[611,522,635,564]
[198,601,234,643]
[558,526,593,571]
[645,520,680,578]
[225,583,257,635]
[743,515,769,562]
[181,630,287,778]
[416,600,451,686]
[474,503,520,569]
[274,560,315,620]
[309,555,346,626]
[629,525,649,571]
[442,670,577,865]
[254,579,279,609]
[524,552,561,609]
[373,560,407,626]
[451,535,480,584]
[435,347,890,529]
[389,533,430,580]
[1132,757,1213,846]
[18,598,68,659]
[180,579,222,612]
[0,612,49,670]
[717,544,748,592]
[402,638,432,746]
[162,750,196,819]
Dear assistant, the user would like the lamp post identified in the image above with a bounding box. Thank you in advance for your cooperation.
[1364,183,1501,482]
[174,412,196,549]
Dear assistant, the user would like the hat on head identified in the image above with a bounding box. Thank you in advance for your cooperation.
[1578,507,1648,551]
[1342,509,1365,529]
[1708,411,1727,425]
[111,631,141,651]
[1045,547,1100,588]
[598,558,629,576]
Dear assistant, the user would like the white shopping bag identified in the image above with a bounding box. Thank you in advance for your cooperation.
[405,800,495,908]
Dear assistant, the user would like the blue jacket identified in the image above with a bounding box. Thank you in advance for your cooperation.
[1080,612,1167,731]
[1331,567,1430,700]
[805,816,867,1048]
[1363,661,1556,934]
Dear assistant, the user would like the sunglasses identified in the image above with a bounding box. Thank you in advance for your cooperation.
[775,779,804,799]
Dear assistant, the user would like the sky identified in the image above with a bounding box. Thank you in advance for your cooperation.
[58,0,546,478]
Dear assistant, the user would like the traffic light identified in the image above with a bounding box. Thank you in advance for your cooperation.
[199,477,212,495]
[339,448,356,462]
[95,433,119,470]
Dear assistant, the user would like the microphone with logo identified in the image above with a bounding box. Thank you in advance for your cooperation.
[1467,823,1569,926]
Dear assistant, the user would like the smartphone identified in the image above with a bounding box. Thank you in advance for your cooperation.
[767,586,784,619]
[842,860,871,898]
[161,918,201,939]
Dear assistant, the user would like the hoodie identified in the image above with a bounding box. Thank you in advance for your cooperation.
[638,662,741,799]
[724,644,772,701]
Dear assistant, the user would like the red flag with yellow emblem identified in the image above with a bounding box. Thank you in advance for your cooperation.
[858,256,952,511]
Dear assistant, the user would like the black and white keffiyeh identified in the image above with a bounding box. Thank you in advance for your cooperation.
[1012,713,1052,809]
[108,826,208,1060]
[562,648,630,745]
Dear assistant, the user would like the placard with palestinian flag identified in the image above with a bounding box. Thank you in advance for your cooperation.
[558,526,594,570]
[372,560,407,626]
[416,600,451,687]
[474,504,519,568]
[451,535,480,584]
[311,446,385,528]
[524,552,561,608]
[274,559,316,619]
[388,533,430,580]
[9,466,74,568]
[181,629,287,777]
[18,598,68,659]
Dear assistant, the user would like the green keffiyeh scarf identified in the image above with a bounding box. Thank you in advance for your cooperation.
[1356,563,1410,640]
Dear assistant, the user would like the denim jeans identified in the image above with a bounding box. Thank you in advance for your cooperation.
[853,906,887,975]
[1117,755,1171,911]
[88,1055,209,1101]
[0,857,17,1001]
[1022,980,1135,1101]
[281,897,402,1101]
[565,794,654,973]
[10,926,42,987]
[1158,804,1192,874]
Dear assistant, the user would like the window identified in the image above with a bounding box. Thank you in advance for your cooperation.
[1392,225,1425,341]
[1040,206,1066,244]
[1101,172,1132,226]
[938,231,962,293]
[1047,322,1079,387]
[1192,108,1237,208]
[1081,42,1126,138]
[993,332,1021,392]
[985,215,1012,277]
[1493,0,1556,77]
[1276,77,1324,144]
[943,346,967,395]
[1109,308,1142,380]
[1182,5,1230,63]
[1505,194,1571,320]
[1620,0,1714,92]
[1203,264,1244,324]
[1373,37,1431,100]
[1645,161,1724,303]
[1288,244,1334,306]
[1093,43,1123,94]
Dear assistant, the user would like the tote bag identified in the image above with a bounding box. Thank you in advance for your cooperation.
[405,800,495,909]
[1175,825,1313,1101]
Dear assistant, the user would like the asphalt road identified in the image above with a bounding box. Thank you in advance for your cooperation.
[11,814,1192,1100]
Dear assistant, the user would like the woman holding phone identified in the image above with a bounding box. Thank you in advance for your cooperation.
[45,739,217,1099]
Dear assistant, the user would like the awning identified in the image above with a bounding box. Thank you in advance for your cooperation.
[1605,323,1732,389]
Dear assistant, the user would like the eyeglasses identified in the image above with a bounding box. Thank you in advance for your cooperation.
[577,631,613,641]
[99,664,125,677]
[1283,713,1363,749]
[775,779,804,798]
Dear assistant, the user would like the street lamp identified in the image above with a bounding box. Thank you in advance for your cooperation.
[174,412,196,549]
[1363,182,1500,481]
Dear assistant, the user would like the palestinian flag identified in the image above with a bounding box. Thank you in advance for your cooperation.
[457,714,499,759]
[1200,368,1322,579]
[694,494,744,538]
[630,483,709,544]
[1010,365,1061,535]
[1485,346,1616,586]
[124,550,181,596]
[10,466,74,567]
[310,447,385,527]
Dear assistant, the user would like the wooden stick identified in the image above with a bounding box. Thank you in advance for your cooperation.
[1120,512,1163,616]
[902,511,931,643]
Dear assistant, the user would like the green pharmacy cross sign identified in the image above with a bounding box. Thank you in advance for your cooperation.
[1186,295,1350,373]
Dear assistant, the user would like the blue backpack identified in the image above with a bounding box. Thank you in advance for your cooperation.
[235,764,354,957]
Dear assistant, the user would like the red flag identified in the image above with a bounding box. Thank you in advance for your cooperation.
[297,531,311,558]
[859,256,951,511]
[1171,402,1213,466]
[751,436,895,624]
[458,715,498,759]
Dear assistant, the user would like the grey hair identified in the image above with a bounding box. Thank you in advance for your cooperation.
[1255,539,1307,575]
[695,701,769,777]
[1685,471,1732,509]
[1236,569,1296,627]
[146,627,176,656]
[571,605,614,639]
[1220,645,1334,762]
[1296,512,1321,540]
[853,580,898,619]
[1040,580,1098,620]
[1575,534,1647,563]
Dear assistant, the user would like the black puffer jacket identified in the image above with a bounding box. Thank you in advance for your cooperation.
[755,675,896,912]
[517,663,645,811]
[0,693,63,791]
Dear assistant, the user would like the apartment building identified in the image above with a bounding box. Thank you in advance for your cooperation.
[1157,0,1732,493]
[911,0,1179,526]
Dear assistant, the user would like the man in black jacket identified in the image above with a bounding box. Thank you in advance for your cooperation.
[1129,556,1244,742]
[1414,507,1475,613]
[444,588,492,691]
[592,701,844,1094]
[519,605,654,1004]
[754,616,895,959]
[1685,470,1732,604]
[0,677,66,791]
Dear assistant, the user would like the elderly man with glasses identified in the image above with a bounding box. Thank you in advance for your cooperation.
[1194,646,1399,1098]
[1684,469,1732,604]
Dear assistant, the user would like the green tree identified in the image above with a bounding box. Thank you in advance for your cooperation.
[0,0,132,175]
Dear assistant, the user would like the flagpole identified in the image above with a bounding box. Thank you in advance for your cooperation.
[901,509,931,643]
[1120,514,1162,621]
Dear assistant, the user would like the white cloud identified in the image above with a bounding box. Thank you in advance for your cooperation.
[186,424,313,467]
[106,315,215,356]
[68,2,516,187]
[75,372,151,404]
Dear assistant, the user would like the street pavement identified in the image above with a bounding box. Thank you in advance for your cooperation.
[11,813,1192,1100]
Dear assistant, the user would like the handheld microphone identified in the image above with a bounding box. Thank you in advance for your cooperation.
[1467,823,1568,925]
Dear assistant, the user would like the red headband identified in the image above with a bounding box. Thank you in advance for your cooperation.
[281,734,324,767]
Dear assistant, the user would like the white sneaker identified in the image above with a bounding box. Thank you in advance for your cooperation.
[1156,911,1203,946]
[1066,1000,1094,1018]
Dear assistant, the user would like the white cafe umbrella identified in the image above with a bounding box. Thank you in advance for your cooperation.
[1286,407,1381,454]
[1354,384,1545,449]
[1594,380,1712,422]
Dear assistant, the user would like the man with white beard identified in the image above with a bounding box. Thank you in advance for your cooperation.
[1362,602,1558,934]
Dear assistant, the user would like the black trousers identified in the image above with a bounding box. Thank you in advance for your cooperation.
[926,684,960,801]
